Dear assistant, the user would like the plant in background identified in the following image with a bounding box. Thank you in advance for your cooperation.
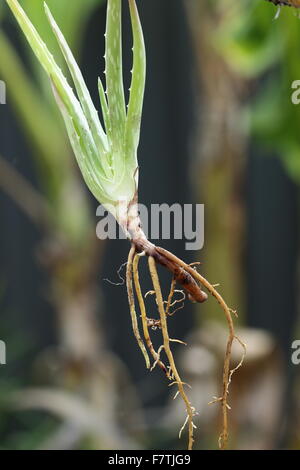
[6,0,245,450]
[264,1,300,20]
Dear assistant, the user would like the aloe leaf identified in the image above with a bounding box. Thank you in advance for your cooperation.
[105,0,126,154]
[98,77,112,144]
[5,0,108,181]
[6,0,144,211]
[51,79,114,205]
[125,0,146,174]
[44,2,112,179]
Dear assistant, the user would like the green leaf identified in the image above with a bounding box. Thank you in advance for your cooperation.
[6,0,146,213]
[51,79,114,204]
[98,77,112,145]
[125,0,146,174]
[6,0,109,185]
[44,2,112,179]
[104,0,126,157]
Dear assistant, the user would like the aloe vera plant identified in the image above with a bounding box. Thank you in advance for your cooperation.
[6,0,245,450]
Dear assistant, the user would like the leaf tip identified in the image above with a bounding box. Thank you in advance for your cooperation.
[43,2,52,21]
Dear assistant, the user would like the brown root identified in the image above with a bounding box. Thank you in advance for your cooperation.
[155,245,246,449]
[125,236,245,450]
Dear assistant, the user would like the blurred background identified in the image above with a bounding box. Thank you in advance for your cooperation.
[0,0,300,450]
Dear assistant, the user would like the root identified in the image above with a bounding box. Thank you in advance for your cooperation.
[132,254,168,375]
[147,278,185,317]
[155,246,246,449]
[207,335,246,449]
[125,233,245,449]
[165,277,186,316]
[126,245,150,369]
[148,256,196,450]
[150,344,165,372]
[165,276,177,315]
[132,250,196,449]
[103,261,127,286]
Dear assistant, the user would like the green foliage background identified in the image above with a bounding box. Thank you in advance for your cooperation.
[215,0,300,181]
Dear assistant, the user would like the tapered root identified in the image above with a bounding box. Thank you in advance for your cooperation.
[148,256,196,450]
[126,245,150,368]
[132,254,169,375]
[155,246,246,449]
[125,239,245,450]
